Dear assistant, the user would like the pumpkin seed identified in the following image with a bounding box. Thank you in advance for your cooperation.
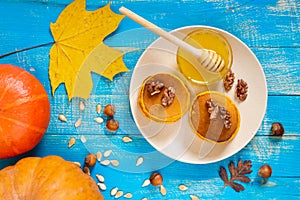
[80,135,87,143]
[178,184,188,191]
[124,193,133,198]
[96,151,102,161]
[79,101,85,111]
[96,104,102,114]
[136,156,144,166]
[142,179,150,187]
[68,137,76,148]
[83,166,90,175]
[122,136,132,143]
[73,161,81,167]
[94,117,104,124]
[160,185,167,196]
[58,114,67,122]
[190,195,199,200]
[100,160,110,166]
[96,174,105,183]
[74,117,82,128]
[104,150,112,157]
[142,198,148,200]
[110,187,118,196]
[110,160,120,167]
[115,190,124,199]
[97,183,106,191]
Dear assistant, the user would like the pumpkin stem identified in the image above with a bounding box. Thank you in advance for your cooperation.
[0,41,55,59]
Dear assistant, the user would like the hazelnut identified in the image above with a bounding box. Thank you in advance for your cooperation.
[150,172,163,186]
[271,122,284,136]
[85,153,97,167]
[83,166,90,175]
[106,119,119,132]
[103,104,116,117]
[258,164,272,178]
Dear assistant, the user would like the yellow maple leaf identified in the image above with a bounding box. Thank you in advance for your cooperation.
[49,0,129,100]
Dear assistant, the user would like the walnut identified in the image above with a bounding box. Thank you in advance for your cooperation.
[219,106,232,129]
[206,99,218,120]
[236,79,248,101]
[145,80,164,96]
[223,70,235,91]
[206,99,232,129]
[161,87,175,107]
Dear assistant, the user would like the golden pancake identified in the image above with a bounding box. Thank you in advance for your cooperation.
[138,73,190,123]
[190,91,240,143]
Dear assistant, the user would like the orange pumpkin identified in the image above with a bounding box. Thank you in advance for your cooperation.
[0,64,50,158]
[0,156,104,199]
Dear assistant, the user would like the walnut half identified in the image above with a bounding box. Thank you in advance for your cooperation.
[161,87,175,107]
[146,81,164,96]
[236,79,248,101]
[223,70,235,91]
[206,99,232,129]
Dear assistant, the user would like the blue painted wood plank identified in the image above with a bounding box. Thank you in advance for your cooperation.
[254,47,300,95]
[1,1,299,95]
[45,95,300,136]
[1,46,299,96]
[1,133,299,177]
[1,29,299,96]
[0,134,299,199]
[1,0,299,48]
[0,0,299,199]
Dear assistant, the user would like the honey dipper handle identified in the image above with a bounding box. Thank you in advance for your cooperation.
[119,6,203,58]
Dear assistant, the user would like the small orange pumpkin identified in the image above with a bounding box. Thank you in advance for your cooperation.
[0,156,104,199]
[0,64,50,158]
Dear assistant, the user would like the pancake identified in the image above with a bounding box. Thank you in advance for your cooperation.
[190,91,240,143]
[138,73,190,123]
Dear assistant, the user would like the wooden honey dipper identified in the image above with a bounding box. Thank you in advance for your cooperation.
[119,6,225,73]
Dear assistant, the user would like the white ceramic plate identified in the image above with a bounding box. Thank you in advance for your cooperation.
[129,26,267,164]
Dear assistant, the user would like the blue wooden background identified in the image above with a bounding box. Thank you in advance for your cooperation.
[0,0,300,199]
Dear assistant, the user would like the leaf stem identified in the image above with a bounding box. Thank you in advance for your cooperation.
[0,41,55,59]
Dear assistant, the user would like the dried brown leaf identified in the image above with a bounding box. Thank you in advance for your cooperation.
[242,160,253,174]
[236,160,252,175]
[228,161,236,178]
[231,182,245,192]
[218,167,229,184]
[243,169,253,175]
[237,160,243,168]
[218,160,252,192]
[234,176,251,183]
